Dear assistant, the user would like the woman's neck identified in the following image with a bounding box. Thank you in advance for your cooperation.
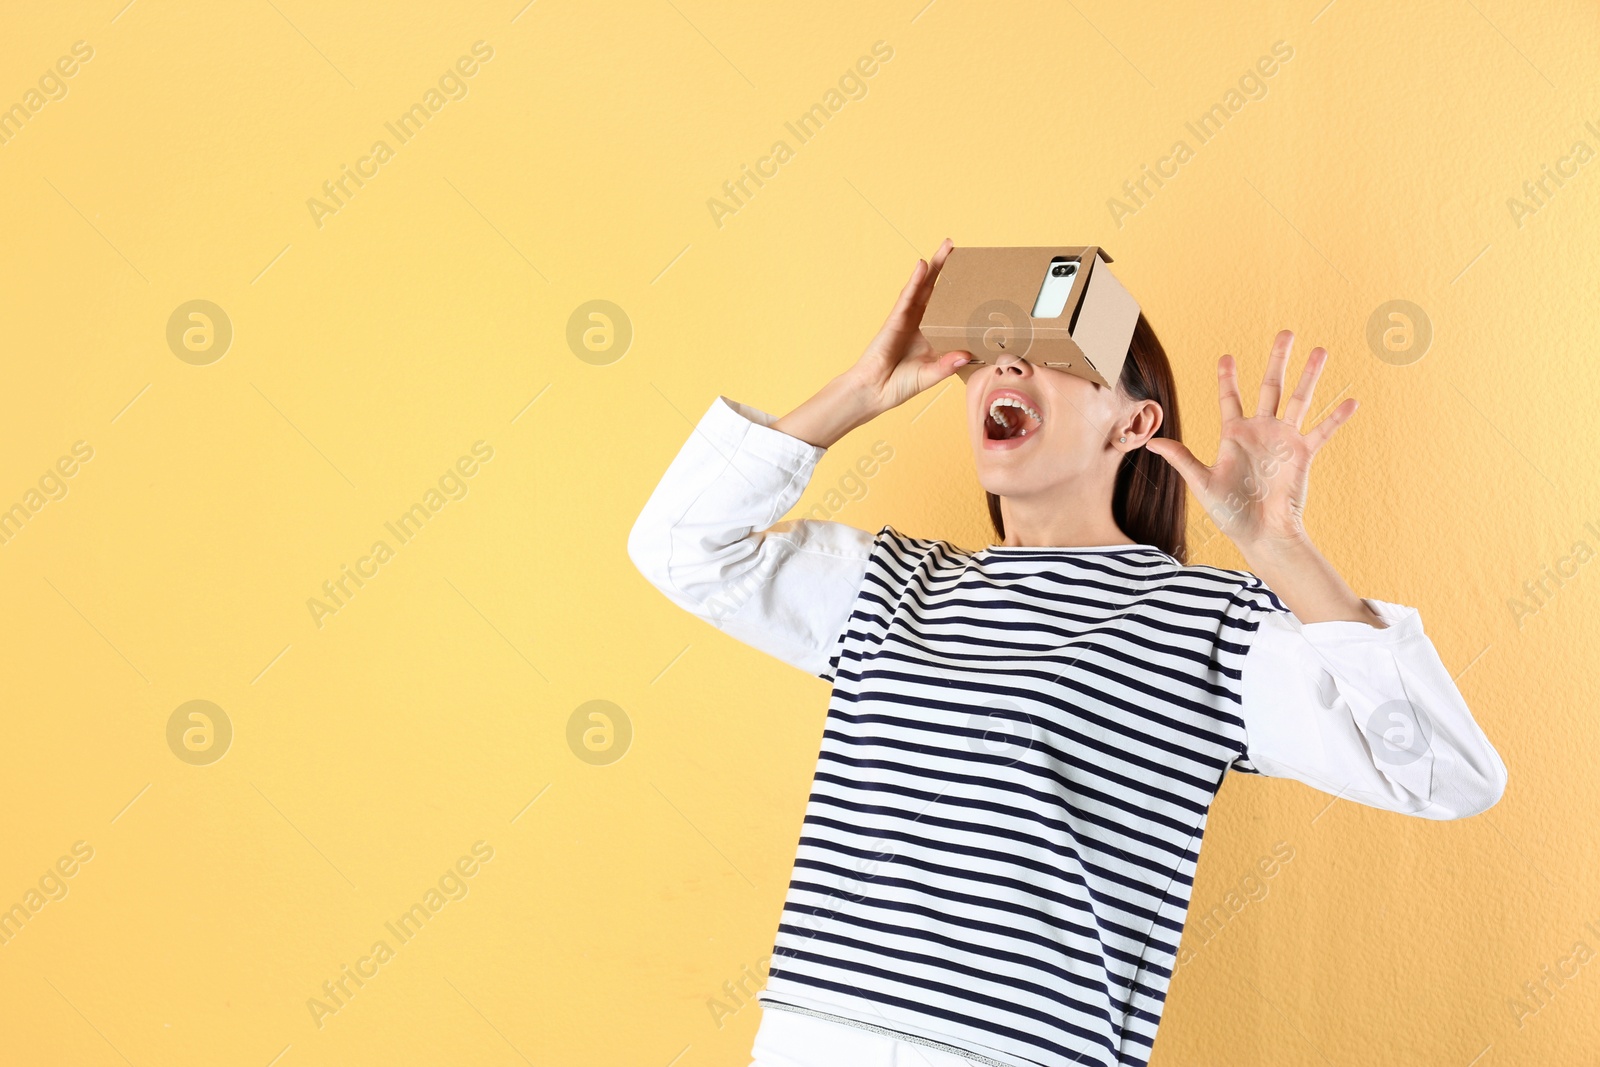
[998,491,1136,549]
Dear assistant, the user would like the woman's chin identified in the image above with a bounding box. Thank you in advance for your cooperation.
[974,465,1037,499]
[971,427,1060,494]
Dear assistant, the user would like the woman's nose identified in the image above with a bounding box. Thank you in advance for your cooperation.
[993,353,1034,377]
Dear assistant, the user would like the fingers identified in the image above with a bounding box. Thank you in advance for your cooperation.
[1144,438,1209,492]
[930,348,972,384]
[911,238,954,313]
[1256,329,1293,418]
[891,257,927,319]
[926,237,955,286]
[1305,396,1358,451]
[1217,354,1245,424]
[1282,345,1328,429]
[909,348,973,396]
[886,238,953,330]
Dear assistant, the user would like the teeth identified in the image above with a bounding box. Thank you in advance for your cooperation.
[988,396,1043,426]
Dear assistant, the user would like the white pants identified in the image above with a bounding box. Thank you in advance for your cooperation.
[748,1007,986,1067]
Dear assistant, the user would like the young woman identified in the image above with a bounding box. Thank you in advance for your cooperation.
[629,239,1506,1067]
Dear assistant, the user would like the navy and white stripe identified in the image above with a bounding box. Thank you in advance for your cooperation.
[759,527,1287,1067]
[628,395,1506,1066]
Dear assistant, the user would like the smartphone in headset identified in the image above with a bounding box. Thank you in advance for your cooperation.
[1029,256,1079,319]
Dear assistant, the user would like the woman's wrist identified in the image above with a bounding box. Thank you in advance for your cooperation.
[773,374,883,449]
[1240,534,1384,627]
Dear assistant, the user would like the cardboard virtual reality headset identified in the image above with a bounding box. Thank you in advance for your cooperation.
[921,246,1141,389]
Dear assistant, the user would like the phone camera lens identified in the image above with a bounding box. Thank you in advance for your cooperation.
[1052,264,1073,277]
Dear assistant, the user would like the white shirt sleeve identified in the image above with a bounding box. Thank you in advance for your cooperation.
[627,395,874,679]
[1236,596,1508,820]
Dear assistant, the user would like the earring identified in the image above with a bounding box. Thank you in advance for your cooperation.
[1119,435,1127,443]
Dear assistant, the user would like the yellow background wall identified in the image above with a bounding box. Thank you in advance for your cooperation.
[1,1,1595,1064]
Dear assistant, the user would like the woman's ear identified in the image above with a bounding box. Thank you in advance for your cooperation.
[1118,399,1163,447]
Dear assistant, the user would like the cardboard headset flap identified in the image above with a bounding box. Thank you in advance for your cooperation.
[920,246,1140,389]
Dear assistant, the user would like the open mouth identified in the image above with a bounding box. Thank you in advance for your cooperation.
[984,394,1044,442]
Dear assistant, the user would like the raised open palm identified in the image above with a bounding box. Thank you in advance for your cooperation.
[1145,330,1358,550]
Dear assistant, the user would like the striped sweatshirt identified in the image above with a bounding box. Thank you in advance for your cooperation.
[628,396,1508,1067]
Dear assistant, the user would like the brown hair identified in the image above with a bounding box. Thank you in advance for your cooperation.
[985,311,1188,562]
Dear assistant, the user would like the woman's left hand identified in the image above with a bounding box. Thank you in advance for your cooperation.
[1144,329,1357,557]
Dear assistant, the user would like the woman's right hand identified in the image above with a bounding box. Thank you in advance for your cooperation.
[775,238,971,449]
